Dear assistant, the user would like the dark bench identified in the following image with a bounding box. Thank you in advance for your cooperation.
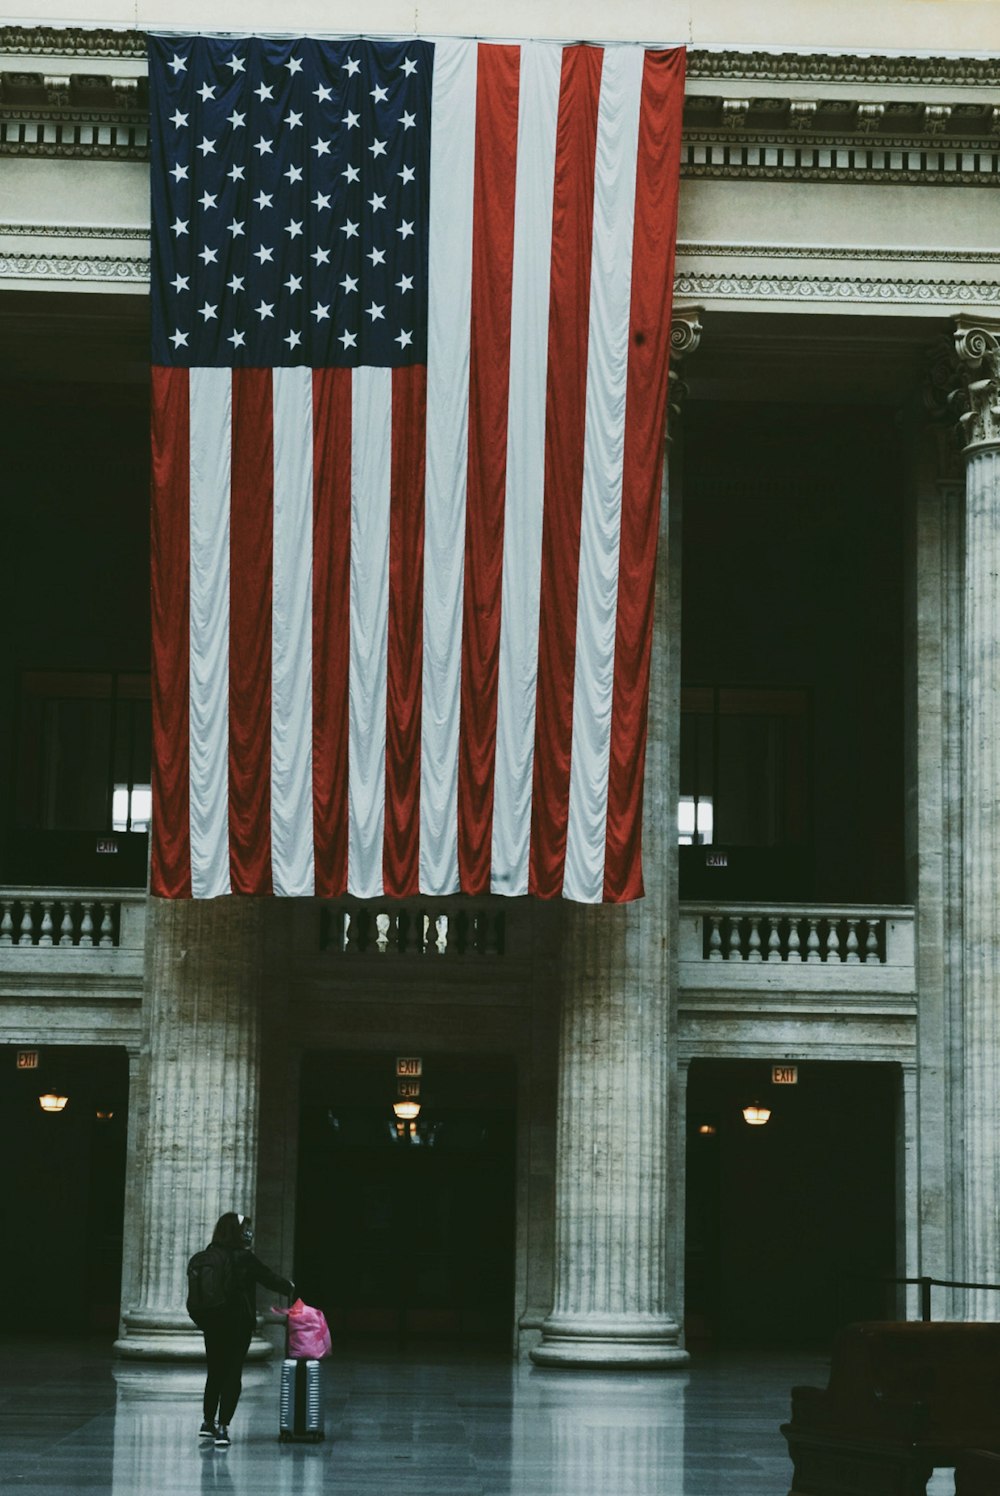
[781,1322,1000,1496]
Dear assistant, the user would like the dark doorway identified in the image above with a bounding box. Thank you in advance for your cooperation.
[295,1051,516,1347]
[0,1044,129,1332]
[685,1058,897,1350]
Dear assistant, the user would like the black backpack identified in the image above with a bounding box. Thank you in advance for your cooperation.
[186,1244,234,1322]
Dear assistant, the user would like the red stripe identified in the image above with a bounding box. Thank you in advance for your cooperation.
[150,366,192,898]
[384,365,427,897]
[604,49,686,902]
[529,45,603,899]
[312,369,352,897]
[458,43,520,895]
[228,368,273,895]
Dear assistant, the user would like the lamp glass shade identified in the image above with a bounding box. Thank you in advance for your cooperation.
[39,1093,69,1113]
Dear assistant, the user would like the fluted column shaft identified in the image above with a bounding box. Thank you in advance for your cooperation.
[533,393,690,1365]
[956,321,1000,1317]
[116,897,268,1359]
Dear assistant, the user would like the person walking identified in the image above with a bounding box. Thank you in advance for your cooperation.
[187,1211,294,1448]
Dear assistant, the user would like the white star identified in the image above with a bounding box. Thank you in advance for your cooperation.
[313,191,331,211]
[312,247,331,266]
[285,274,303,293]
[199,190,217,210]
[287,56,303,75]
[342,163,360,183]
[395,329,413,348]
[170,109,188,129]
[312,139,331,156]
[285,164,303,183]
[344,109,360,130]
[366,301,385,321]
[171,272,189,292]
[227,219,244,236]
[197,82,215,102]
[340,273,358,293]
[396,273,414,293]
[197,136,216,156]
[255,82,274,102]
[199,302,217,320]
[285,110,303,129]
[341,219,359,239]
[367,246,386,266]
[228,164,245,181]
[169,328,188,347]
[314,83,333,102]
[254,136,273,156]
[398,164,415,184]
[171,217,188,236]
[285,329,303,347]
[168,53,186,75]
[371,83,389,103]
[368,192,386,213]
[254,190,273,209]
[198,246,218,264]
[254,245,274,263]
[256,300,275,319]
[226,54,246,73]
[227,274,245,292]
[397,219,414,240]
[169,162,189,182]
[369,138,387,158]
[228,329,246,348]
[228,109,246,129]
[400,110,416,130]
[285,220,303,239]
[343,58,360,76]
[312,302,330,322]
[339,329,357,348]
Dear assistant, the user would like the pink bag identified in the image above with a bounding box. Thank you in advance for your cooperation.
[273,1298,332,1359]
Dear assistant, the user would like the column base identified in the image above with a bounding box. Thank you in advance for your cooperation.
[530,1312,690,1369]
[115,1310,274,1362]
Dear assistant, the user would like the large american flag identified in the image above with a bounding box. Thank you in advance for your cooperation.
[148,33,685,902]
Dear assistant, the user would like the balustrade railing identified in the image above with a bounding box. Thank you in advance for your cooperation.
[320,904,506,957]
[682,904,914,968]
[0,892,125,949]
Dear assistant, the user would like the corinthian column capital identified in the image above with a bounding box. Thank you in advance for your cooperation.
[954,317,1000,453]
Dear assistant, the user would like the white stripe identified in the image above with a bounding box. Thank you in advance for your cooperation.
[188,367,232,899]
[564,46,644,903]
[348,366,392,898]
[421,37,477,894]
[271,367,315,897]
[490,42,561,896]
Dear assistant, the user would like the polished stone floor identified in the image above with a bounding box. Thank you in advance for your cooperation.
[0,1337,957,1495]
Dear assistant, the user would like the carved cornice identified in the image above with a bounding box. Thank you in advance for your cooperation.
[674,271,1000,309]
[954,323,1000,451]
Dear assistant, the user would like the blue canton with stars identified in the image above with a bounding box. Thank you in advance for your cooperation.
[149,34,433,368]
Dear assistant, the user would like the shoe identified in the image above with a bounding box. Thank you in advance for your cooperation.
[199,1421,217,1441]
[214,1425,231,1448]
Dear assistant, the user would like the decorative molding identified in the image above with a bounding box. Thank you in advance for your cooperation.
[673,271,1000,309]
[0,252,149,283]
[0,222,148,239]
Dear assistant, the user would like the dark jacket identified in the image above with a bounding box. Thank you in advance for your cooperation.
[213,1247,293,1329]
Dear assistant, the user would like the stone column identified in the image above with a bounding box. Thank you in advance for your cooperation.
[115,896,270,1359]
[955,320,1000,1318]
[531,311,700,1367]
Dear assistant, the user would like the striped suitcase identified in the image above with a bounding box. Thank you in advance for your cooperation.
[278,1357,324,1442]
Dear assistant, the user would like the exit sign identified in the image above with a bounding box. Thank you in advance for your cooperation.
[772,1065,798,1085]
[17,1050,39,1070]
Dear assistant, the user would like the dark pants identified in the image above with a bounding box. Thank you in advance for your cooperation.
[202,1314,253,1426]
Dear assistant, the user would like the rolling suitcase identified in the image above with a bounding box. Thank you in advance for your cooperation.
[278,1356,324,1442]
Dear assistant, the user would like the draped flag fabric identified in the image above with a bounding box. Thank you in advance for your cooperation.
[148,33,685,902]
